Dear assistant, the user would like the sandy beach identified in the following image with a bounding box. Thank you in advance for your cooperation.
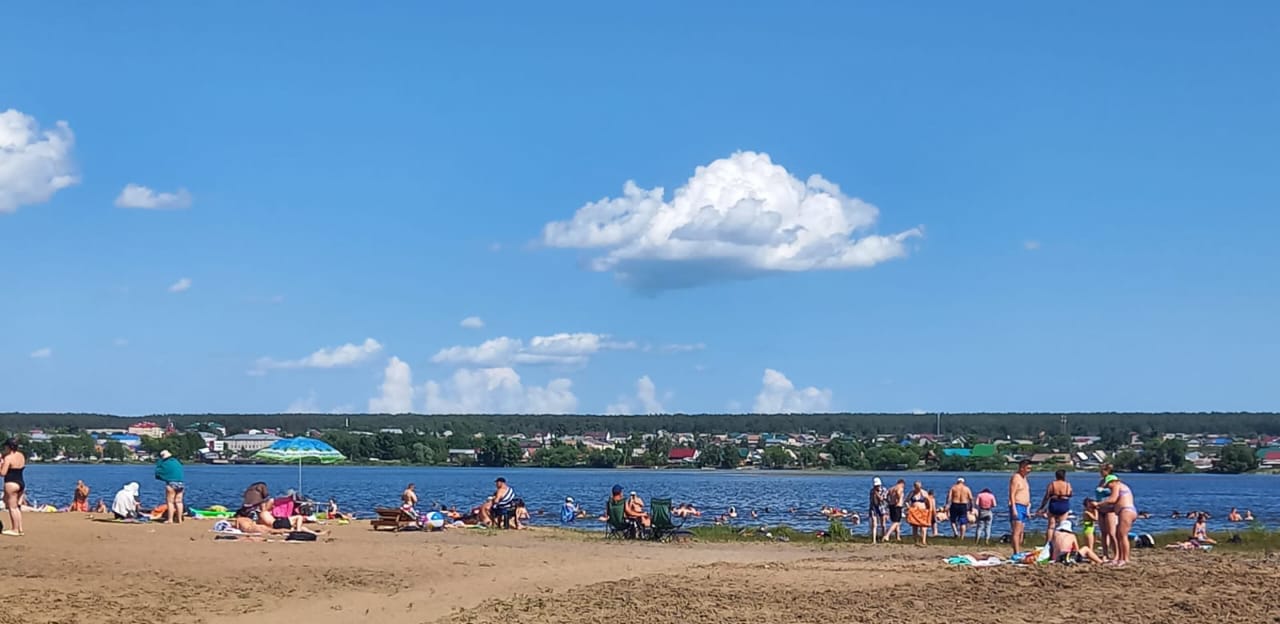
[1,513,1277,624]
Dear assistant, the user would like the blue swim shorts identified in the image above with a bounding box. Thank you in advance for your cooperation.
[1009,503,1029,524]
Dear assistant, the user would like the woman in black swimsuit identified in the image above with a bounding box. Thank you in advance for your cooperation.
[1,438,27,536]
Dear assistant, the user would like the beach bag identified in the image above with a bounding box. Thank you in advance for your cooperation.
[906,506,932,528]
[967,510,978,523]
[285,531,316,541]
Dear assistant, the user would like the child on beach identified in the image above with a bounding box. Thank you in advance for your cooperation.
[1082,498,1099,553]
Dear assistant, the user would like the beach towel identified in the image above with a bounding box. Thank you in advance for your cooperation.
[945,555,1004,567]
[906,506,932,528]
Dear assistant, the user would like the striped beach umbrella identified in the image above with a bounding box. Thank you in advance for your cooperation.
[253,437,345,495]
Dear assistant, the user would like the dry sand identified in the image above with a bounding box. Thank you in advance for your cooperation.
[0,513,1276,624]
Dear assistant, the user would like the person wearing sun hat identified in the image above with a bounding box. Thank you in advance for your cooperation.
[1049,518,1103,564]
[868,477,888,543]
[154,449,186,524]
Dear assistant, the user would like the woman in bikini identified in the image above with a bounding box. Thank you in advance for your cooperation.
[0,438,27,536]
[1037,469,1073,539]
[1097,472,1137,566]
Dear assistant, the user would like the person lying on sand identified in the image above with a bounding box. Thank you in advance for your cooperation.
[326,498,354,521]
[235,501,328,536]
[1049,521,1103,564]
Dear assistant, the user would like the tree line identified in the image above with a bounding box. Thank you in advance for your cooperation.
[5,411,1280,439]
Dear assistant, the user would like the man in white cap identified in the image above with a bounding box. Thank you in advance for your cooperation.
[946,476,974,540]
[1048,519,1103,564]
[868,477,887,543]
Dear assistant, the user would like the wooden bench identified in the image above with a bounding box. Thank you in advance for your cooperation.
[370,507,415,532]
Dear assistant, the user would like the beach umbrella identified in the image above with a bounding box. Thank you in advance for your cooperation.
[252,437,345,495]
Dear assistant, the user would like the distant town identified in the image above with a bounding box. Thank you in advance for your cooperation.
[6,416,1278,474]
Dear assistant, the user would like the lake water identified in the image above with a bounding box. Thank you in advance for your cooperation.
[19,465,1274,535]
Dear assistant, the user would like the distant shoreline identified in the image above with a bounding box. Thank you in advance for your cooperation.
[23,461,1276,475]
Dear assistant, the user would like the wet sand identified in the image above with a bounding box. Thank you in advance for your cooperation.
[0,513,1276,624]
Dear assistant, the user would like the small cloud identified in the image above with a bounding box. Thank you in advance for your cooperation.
[460,316,485,329]
[605,375,666,415]
[114,184,192,210]
[694,364,706,372]
[432,332,634,368]
[168,277,192,293]
[252,338,383,375]
[488,242,503,252]
[1023,240,1041,251]
[658,342,706,354]
[911,408,927,415]
[29,347,52,359]
[113,338,129,347]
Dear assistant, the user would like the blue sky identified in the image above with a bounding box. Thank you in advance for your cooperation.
[2,3,1276,416]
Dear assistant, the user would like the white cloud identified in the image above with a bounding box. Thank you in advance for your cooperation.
[1023,240,1041,251]
[460,316,485,329]
[168,277,192,293]
[542,151,922,290]
[252,338,383,375]
[753,368,832,414]
[606,375,665,415]
[369,356,415,414]
[29,347,52,359]
[114,183,192,210]
[113,338,129,347]
[657,342,705,354]
[286,392,321,414]
[423,367,577,414]
[0,109,78,214]
[431,332,634,368]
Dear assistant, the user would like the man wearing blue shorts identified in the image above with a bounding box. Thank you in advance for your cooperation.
[1008,459,1032,553]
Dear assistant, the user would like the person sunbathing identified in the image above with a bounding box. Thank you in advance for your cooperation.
[70,480,90,512]
[1049,521,1103,564]
[326,498,354,521]
[93,499,108,514]
[625,491,651,528]
[1192,514,1216,544]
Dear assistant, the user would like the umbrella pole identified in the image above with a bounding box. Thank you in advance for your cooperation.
[298,457,303,496]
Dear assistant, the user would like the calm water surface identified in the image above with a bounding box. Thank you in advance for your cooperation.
[20,465,1275,535]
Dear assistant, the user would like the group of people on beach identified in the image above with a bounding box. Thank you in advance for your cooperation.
[863,461,1143,566]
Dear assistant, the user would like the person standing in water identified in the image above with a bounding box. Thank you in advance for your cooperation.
[1008,460,1032,554]
[0,438,27,536]
[154,449,186,524]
